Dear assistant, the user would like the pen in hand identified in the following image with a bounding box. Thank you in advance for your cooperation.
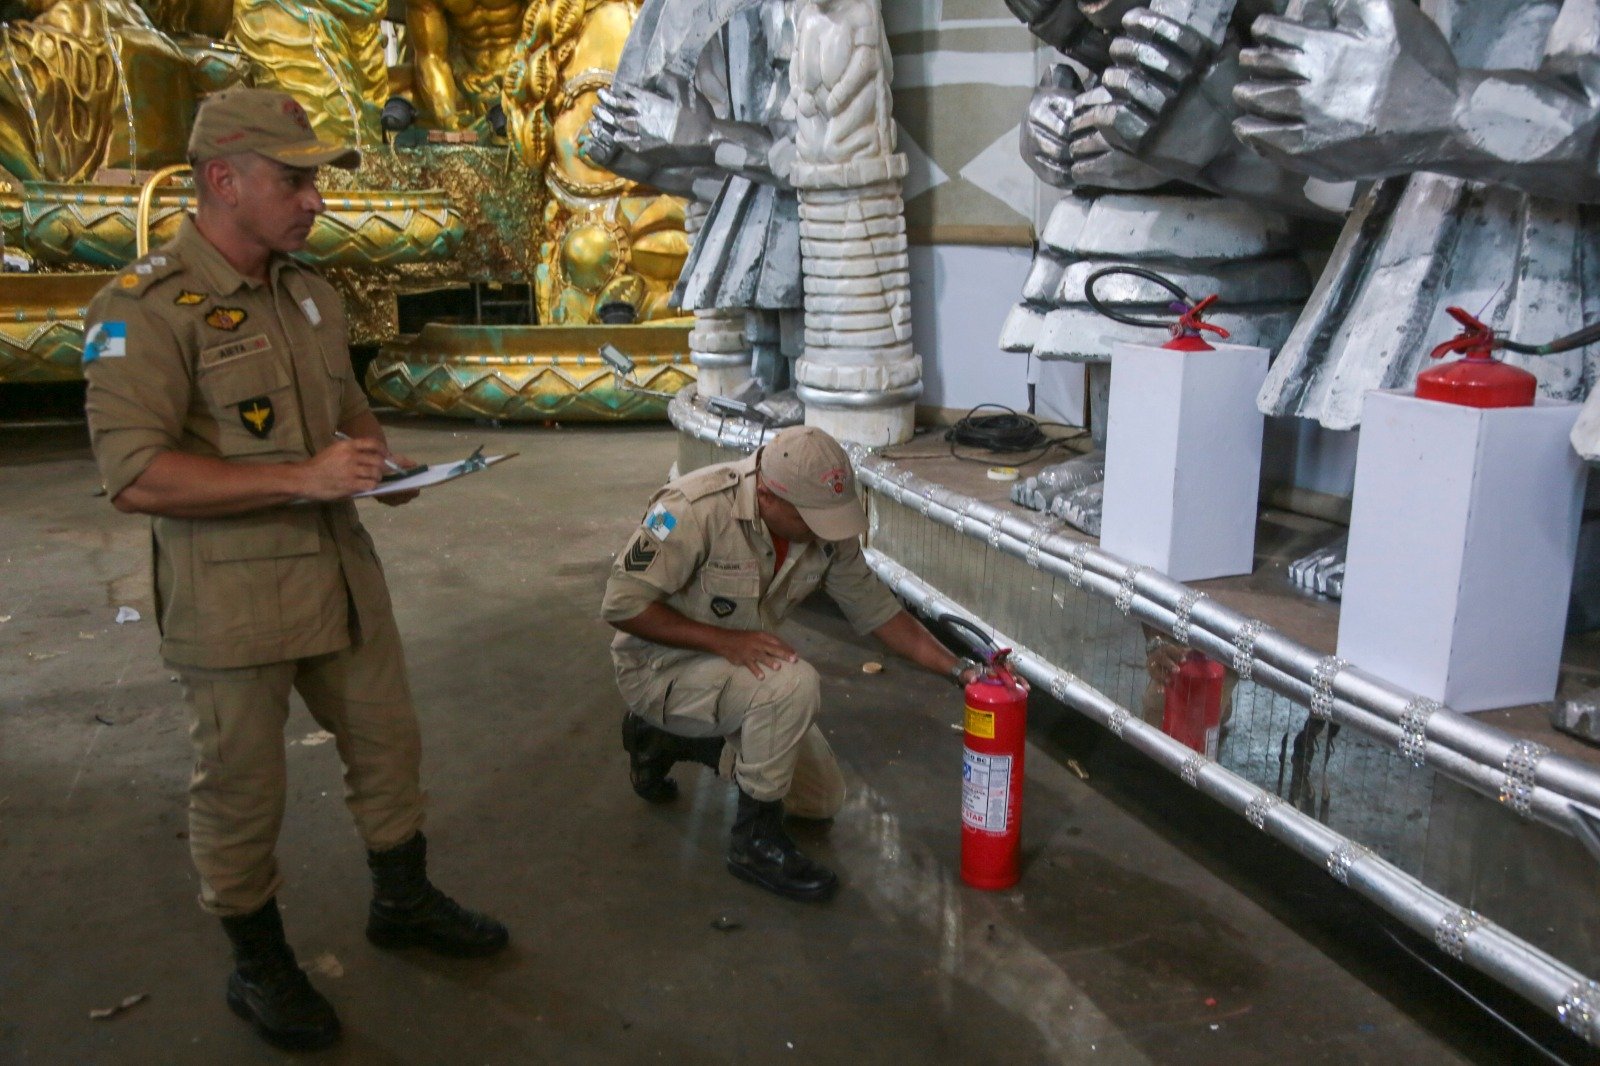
[333,430,406,476]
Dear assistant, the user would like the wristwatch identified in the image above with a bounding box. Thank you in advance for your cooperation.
[949,657,981,686]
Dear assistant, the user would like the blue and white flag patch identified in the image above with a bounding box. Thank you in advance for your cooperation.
[82,321,126,364]
[644,502,677,541]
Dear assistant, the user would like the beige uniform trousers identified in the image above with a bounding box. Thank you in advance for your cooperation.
[175,607,425,917]
[616,652,845,817]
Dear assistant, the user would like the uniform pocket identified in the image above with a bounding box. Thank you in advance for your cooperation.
[701,558,761,599]
[200,352,294,457]
[200,353,290,407]
[200,510,322,562]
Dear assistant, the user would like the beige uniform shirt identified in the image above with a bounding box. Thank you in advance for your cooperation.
[83,217,393,669]
[601,455,902,667]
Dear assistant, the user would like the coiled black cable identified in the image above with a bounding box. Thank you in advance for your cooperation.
[944,403,1077,465]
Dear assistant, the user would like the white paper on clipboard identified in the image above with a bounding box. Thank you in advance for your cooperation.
[352,452,517,499]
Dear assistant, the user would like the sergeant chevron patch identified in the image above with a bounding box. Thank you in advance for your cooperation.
[623,534,658,573]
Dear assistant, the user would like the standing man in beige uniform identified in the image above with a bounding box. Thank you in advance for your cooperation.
[82,88,507,1053]
[602,426,982,902]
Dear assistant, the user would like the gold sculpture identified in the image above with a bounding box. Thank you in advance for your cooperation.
[501,0,689,325]
[0,1,245,183]
[229,0,388,146]
[0,0,697,421]
[18,181,464,270]
[135,0,233,37]
[367,321,695,421]
[407,0,530,132]
[0,271,109,382]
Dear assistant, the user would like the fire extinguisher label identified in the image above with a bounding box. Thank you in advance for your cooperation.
[964,706,996,739]
[962,749,1012,833]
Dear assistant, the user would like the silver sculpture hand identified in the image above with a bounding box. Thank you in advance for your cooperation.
[1020,64,1082,188]
[1234,0,1600,201]
[1023,66,1170,190]
[1099,6,1214,151]
[588,81,716,166]
[1232,0,1459,180]
[1069,85,1193,189]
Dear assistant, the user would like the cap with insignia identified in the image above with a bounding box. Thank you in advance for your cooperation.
[758,426,867,542]
[188,88,360,170]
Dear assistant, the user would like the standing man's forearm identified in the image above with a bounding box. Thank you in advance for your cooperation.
[115,451,307,518]
[113,439,388,518]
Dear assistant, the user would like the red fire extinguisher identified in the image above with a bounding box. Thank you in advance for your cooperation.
[1415,306,1537,408]
[945,616,1031,891]
[1162,651,1225,758]
[1163,293,1231,352]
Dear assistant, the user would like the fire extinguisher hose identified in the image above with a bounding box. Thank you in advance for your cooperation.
[1500,319,1600,357]
[939,613,997,660]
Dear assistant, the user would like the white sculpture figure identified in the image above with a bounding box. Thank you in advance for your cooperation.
[790,0,895,165]
[787,0,918,445]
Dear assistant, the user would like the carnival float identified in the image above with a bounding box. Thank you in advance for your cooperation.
[0,0,695,421]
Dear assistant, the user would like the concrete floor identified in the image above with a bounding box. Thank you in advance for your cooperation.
[0,416,1567,1064]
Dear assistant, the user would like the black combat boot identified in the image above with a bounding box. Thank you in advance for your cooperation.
[366,832,509,957]
[621,712,725,802]
[726,787,840,902]
[220,898,341,1052]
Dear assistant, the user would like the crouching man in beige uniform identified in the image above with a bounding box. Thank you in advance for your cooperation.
[83,89,506,1052]
[601,426,981,901]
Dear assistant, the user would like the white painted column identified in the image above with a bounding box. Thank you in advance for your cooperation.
[789,0,921,446]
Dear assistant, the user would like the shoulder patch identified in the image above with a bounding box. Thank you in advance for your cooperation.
[622,532,659,573]
[107,251,184,299]
[82,320,126,364]
[643,502,677,541]
[174,289,206,306]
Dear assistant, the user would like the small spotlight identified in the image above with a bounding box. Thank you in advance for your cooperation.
[599,343,636,377]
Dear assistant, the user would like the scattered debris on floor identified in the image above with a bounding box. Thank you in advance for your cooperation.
[1067,759,1089,781]
[94,714,114,726]
[25,651,62,663]
[114,606,140,624]
[862,661,883,674]
[0,614,11,624]
[710,916,742,933]
[302,953,343,979]
[78,632,95,639]
[295,730,335,747]
[89,993,147,1020]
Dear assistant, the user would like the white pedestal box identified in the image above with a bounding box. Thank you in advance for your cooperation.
[1099,341,1269,581]
[1337,391,1585,713]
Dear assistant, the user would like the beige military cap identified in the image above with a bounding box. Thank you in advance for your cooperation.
[188,87,361,170]
[759,426,868,541]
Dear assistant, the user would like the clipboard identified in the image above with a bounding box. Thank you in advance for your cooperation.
[351,450,518,499]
